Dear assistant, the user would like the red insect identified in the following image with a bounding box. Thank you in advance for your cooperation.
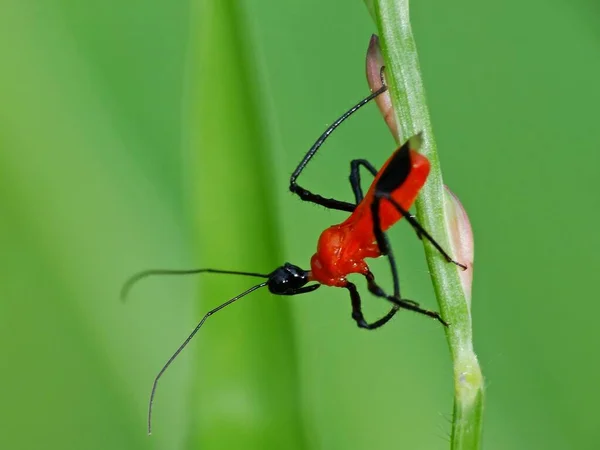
[122,77,465,434]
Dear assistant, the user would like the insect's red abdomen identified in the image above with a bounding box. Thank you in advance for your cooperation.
[342,149,430,241]
[310,148,430,287]
[375,149,430,232]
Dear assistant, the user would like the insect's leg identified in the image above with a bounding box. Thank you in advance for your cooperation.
[364,272,447,326]
[379,193,466,270]
[279,284,321,295]
[289,84,388,212]
[289,188,355,212]
[349,159,378,204]
[346,281,399,330]
[369,197,447,325]
[370,196,397,292]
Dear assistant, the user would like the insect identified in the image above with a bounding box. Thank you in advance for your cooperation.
[122,73,465,434]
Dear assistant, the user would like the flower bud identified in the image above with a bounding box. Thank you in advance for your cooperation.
[366,34,399,140]
[444,186,474,307]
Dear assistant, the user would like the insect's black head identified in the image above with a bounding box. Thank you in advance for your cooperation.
[267,263,310,295]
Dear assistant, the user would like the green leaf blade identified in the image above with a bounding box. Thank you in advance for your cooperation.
[186,2,307,449]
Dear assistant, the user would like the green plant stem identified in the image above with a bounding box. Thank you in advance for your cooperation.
[368,1,484,448]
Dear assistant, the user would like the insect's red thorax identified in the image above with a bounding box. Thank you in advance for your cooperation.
[310,224,380,287]
[310,149,430,287]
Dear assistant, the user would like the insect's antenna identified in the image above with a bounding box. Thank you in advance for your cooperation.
[120,268,270,302]
[147,280,269,435]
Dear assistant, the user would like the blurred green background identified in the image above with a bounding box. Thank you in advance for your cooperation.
[2,0,599,449]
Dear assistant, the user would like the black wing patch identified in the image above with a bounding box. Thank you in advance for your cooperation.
[374,141,412,194]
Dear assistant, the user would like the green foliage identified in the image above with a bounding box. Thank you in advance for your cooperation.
[2,1,600,450]
[369,1,483,448]
[186,1,305,448]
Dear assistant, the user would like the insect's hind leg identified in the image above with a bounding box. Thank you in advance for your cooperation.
[378,192,466,270]
[345,281,399,329]
[349,159,378,204]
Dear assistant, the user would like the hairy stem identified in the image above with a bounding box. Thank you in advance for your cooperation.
[367,1,484,448]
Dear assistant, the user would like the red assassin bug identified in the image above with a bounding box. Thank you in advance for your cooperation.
[122,73,466,434]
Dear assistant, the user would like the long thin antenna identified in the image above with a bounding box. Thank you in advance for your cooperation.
[120,268,270,302]
[147,281,269,435]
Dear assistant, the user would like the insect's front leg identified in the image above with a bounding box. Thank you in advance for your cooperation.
[364,272,448,326]
[345,281,399,330]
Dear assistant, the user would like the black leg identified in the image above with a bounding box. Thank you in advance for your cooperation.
[365,272,448,326]
[289,83,388,212]
[370,196,397,291]
[280,284,321,295]
[288,186,355,212]
[349,159,378,204]
[369,197,448,326]
[346,281,399,330]
[378,192,466,270]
